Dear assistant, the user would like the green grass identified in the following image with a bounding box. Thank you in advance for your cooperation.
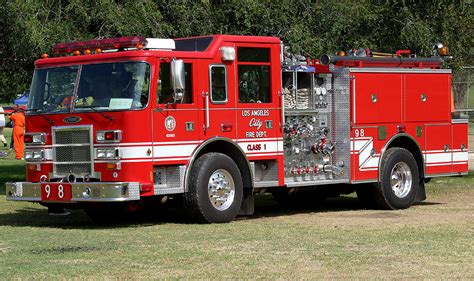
[0,159,473,279]
[0,128,15,160]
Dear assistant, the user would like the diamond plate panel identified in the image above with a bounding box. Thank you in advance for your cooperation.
[128,182,140,200]
[332,68,351,180]
[253,160,278,182]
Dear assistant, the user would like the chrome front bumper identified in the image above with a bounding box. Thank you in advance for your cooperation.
[5,182,140,202]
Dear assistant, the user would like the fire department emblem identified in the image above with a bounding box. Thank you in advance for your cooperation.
[165,116,176,132]
[63,116,81,123]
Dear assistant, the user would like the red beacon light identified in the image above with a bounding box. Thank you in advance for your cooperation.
[52,36,148,55]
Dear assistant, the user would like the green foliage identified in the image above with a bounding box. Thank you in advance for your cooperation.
[0,0,473,102]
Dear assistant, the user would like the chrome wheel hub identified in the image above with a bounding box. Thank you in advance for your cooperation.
[208,169,235,211]
[390,162,412,198]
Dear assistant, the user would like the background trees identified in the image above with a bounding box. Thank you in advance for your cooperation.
[0,0,472,102]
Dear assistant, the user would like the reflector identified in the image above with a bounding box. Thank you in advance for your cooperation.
[104,131,115,141]
[27,164,40,172]
[439,47,449,56]
[24,135,33,143]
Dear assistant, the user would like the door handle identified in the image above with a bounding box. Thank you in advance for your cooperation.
[221,123,232,132]
[202,91,210,129]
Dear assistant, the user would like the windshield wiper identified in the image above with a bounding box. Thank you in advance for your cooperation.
[77,106,114,122]
[26,109,55,124]
[26,108,42,113]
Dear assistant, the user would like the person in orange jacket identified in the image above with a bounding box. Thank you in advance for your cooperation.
[1,105,25,159]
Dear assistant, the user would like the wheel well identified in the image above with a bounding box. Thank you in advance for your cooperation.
[194,140,253,190]
[385,136,424,179]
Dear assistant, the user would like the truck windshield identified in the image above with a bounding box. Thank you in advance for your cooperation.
[28,62,150,113]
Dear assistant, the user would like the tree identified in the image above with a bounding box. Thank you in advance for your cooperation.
[0,0,472,102]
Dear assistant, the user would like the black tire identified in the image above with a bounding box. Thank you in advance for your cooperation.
[374,147,419,210]
[184,153,243,223]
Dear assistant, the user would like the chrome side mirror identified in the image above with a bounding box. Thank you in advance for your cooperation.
[171,59,185,102]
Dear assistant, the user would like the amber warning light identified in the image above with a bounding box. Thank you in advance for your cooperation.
[52,36,148,55]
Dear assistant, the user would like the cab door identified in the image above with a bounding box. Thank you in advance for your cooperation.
[153,59,200,166]
[198,57,237,141]
[234,44,282,183]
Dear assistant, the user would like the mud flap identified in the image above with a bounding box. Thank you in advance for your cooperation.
[238,190,254,216]
[415,180,426,203]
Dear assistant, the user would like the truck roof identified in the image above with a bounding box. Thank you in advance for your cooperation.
[35,35,281,67]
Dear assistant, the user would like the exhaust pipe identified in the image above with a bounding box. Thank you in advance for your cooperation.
[320,54,334,66]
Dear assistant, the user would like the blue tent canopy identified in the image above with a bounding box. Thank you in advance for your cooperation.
[14,90,29,105]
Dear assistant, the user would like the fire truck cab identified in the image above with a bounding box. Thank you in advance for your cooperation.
[5,35,468,223]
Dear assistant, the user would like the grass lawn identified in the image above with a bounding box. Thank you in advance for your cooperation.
[0,159,473,279]
[0,127,15,160]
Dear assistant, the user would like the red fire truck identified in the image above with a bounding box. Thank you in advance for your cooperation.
[6,35,468,223]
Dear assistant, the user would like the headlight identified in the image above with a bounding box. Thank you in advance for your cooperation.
[96,132,105,142]
[32,134,44,143]
[25,150,33,160]
[25,149,44,161]
[96,148,119,159]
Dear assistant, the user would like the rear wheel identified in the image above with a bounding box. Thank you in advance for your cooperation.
[374,147,419,209]
[184,153,243,223]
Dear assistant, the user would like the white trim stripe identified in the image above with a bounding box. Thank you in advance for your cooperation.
[425,152,451,164]
[153,144,197,158]
[452,152,469,162]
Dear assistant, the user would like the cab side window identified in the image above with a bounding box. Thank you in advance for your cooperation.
[210,65,227,103]
[158,62,193,104]
[237,47,271,103]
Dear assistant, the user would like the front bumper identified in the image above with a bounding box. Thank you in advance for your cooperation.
[5,182,140,202]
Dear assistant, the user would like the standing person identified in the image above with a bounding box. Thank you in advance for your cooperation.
[6,105,25,159]
[0,107,7,147]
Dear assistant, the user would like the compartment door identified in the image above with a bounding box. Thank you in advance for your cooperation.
[405,74,451,122]
[452,123,469,173]
[425,125,452,175]
[353,73,402,125]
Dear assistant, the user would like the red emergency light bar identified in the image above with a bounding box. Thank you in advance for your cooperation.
[52,36,148,54]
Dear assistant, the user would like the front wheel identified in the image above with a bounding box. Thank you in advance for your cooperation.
[374,147,419,209]
[184,153,243,223]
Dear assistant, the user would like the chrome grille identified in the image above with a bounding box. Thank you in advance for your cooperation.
[55,163,92,175]
[53,126,93,177]
[55,130,91,144]
[55,146,91,162]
